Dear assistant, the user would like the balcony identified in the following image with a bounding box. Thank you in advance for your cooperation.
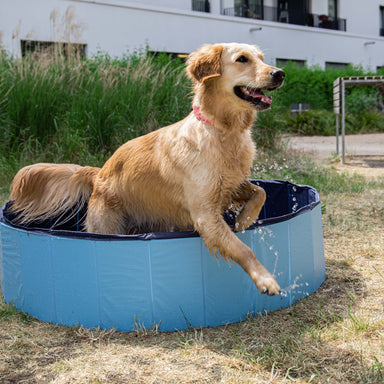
[221,5,346,32]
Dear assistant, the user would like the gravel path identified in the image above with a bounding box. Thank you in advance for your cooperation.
[285,133,384,161]
[284,133,384,178]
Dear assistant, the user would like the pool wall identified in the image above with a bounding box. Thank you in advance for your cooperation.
[0,180,326,331]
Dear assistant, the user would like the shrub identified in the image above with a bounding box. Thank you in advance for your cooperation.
[285,110,335,136]
[346,110,384,134]
[253,107,290,149]
[274,62,383,113]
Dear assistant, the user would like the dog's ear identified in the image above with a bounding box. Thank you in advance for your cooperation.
[186,44,223,83]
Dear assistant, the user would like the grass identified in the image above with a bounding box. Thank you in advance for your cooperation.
[0,50,191,184]
[1,50,384,187]
[252,140,370,196]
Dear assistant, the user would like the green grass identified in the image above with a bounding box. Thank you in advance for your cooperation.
[0,49,383,193]
[0,302,33,323]
[252,144,367,195]
[0,50,191,184]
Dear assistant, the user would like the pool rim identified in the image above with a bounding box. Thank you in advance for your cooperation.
[0,179,320,241]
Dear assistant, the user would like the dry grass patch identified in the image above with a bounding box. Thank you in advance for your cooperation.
[1,174,384,383]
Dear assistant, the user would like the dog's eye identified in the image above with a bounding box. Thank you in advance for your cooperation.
[236,55,249,63]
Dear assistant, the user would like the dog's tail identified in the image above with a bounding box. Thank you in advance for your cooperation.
[9,163,101,226]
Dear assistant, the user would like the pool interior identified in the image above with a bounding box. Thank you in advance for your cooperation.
[1,180,320,239]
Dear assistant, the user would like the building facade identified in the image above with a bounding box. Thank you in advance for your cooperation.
[1,0,384,70]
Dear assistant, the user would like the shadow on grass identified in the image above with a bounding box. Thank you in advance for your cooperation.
[0,258,382,384]
[197,259,382,383]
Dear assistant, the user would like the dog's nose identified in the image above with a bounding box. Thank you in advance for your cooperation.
[270,69,285,82]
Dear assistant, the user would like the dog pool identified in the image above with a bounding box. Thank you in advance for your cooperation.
[0,180,325,332]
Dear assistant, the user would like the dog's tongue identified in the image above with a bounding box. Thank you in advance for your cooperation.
[250,89,273,104]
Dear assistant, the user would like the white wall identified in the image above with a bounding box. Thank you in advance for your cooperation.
[0,0,383,70]
[264,0,276,7]
[311,0,328,15]
[126,0,191,11]
[340,0,384,37]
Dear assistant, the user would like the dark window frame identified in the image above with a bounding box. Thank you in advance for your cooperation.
[21,40,87,59]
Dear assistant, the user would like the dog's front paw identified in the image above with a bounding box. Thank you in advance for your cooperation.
[255,273,281,296]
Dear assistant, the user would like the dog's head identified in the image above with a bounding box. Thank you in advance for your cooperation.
[187,43,285,112]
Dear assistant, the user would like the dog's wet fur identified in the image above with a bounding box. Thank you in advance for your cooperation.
[10,43,285,295]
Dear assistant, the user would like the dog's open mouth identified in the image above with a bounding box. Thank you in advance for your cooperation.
[234,86,273,109]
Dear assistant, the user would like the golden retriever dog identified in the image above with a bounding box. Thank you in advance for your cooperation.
[10,43,285,295]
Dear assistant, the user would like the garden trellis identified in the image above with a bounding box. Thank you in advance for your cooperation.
[333,76,384,164]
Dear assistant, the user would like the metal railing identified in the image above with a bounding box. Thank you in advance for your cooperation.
[222,5,346,32]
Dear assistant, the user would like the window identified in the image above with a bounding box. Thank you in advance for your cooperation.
[276,58,306,68]
[221,0,345,30]
[21,40,86,59]
[278,0,307,26]
[222,0,263,18]
[328,0,338,18]
[325,61,349,70]
[192,0,210,12]
[236,0,264,19]
[380,6,384,36]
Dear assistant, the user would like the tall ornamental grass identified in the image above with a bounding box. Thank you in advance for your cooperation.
[1,50,384,185]
[0,51,191,182]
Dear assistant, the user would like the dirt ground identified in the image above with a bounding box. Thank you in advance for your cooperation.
[285,133,384,178]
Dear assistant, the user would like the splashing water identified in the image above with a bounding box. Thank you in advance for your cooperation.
[281,274,311,297]
[253,226,280,276]
[252,156,293,183]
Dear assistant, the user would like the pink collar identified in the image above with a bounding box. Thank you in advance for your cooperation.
[193,105,214,126]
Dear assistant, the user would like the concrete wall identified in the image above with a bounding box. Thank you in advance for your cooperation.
[311,0,328,15]
[0,0,383,70]
[340,0,384,38]
[127,0,192,11]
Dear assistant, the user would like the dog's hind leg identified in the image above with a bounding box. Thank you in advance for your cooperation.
[233,181,266,232]
[85,195,127,235]
[192,209,281,295]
